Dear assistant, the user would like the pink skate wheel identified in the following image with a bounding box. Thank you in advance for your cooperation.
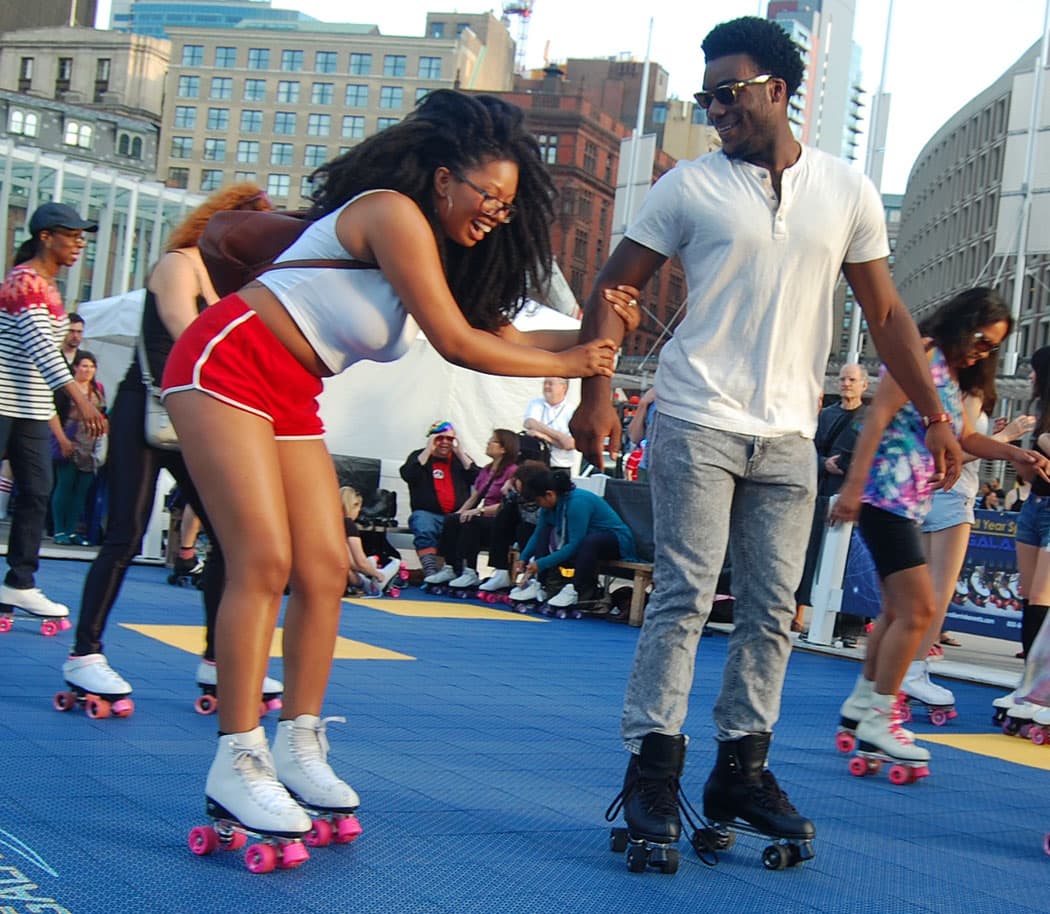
[245,843,278,874]
[1044,833,1050,856]
[929,709,948,727]
[276,841,308,869]
[223,831,248,851]
[53,690,76,712]
[304,819,333,847]
[188,826,219,856]
[112,698,134,718]
[194,694,217,715]
[85,696,111,719]
[0,617,11,634]
[887,765,913,786]
[835,732,856,754]
[847,756,869,777]
[333,815,363,843]
[40,620,59,637]
[59,618,71,631]
[264,696,283,712]
[389,587,400,599]
[1032,728,1048,746]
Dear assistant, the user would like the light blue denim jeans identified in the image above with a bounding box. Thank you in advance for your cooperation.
[621,412,816,746]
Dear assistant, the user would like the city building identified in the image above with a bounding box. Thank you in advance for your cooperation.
[109,0,315,38]
[156,12,514,202]
[0,0,98,33]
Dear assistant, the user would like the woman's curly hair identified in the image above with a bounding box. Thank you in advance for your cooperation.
[165,182,272,252]
[702,16,806,98]
[307,89,555,331]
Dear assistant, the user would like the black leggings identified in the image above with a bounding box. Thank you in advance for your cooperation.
[486,503,535,570]
[437,513,494,572]
[536,530,622,596]
[74,383,221,658]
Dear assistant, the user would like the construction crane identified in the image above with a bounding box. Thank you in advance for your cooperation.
[501,0,534,74]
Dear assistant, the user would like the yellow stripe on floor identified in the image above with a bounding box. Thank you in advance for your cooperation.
[119,624,414,660]
[921,732,1050,770]
[343,597,546,622]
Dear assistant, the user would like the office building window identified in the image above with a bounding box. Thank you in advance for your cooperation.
[8,109,39,137]
[173,106,196,128]
[210,77,232,100]
[170,136,193,159]
[237,140,260,163]
[377,117,399,131]
[240,109,263,132]
[536,133,558,165]
[379,86,403,109]
[203,138,226,162]
[583,141,598,174]
[416,88,430,103]
[18,57,33,91]
[349,53,371,75]
[311,82,334,105]
[63,120,93,148]
[201,169,224,192]
[304,144,327,167]
[341,115,364,139]
[94,58,111,101]
[57,57,73,81]
[167,167,189,189]
[267,174,291,198]
[206,108,229,130]
[281,50,304,72]
[307,113,331,136]
[270,142,294,165]
[429,22,444,38]
[181,44,204,67]
[177,75,199,98]
[215,46,237,68]
[418,57,442,79]
[300,175,317,199]
[315,51,337,73]
[273,111,297,134]
[247,48,270,70]
[243,79,266,102]
[383,55,407,77]
[277,80,300,103]
[345,84,368,107]
[234,171,257,183]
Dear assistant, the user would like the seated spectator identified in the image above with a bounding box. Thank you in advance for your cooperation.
[479,460,550,593]
[424,429,519,589]
[523,377,577,472]
[339,486,401,596]
[625,387,657,482]
[399,421,478,580]
[512,469,636,610]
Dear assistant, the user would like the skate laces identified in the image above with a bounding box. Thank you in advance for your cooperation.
[288,716,346,780]
[884,703,915,745]
[230,742,295,813]
[753,769,800,814]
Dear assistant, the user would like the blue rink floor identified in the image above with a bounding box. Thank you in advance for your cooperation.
[1,558,1048,914]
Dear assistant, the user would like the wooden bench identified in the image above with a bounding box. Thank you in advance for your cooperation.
[596,558,653,627]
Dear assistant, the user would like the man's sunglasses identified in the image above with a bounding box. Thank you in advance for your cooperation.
[693,74,774,110]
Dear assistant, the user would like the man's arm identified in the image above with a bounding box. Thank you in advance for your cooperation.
[842,258,962,489]
[570,239,667,466]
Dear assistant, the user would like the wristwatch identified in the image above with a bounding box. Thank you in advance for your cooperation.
[920,412,951,428]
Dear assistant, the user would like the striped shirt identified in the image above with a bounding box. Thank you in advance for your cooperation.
[0,266,72,420]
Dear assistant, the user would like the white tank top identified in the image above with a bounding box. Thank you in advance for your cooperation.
[955,410,987,500]
[257,189,418,374]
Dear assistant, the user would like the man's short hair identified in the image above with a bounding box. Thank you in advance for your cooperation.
[68,313,85,326]
[702,16,805,99]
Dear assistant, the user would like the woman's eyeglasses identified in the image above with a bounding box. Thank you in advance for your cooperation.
[453,172,517,222]
[693,74,774,110]
[972,331,1000,354]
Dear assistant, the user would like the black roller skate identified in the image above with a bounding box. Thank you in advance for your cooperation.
[692,734,816,870]
[168,554,204,588]
[606,733,706,874]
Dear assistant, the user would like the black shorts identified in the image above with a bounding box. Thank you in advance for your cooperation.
[857,503,926,581]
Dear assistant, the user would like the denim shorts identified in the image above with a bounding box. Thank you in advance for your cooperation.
[920,488,975,534]
[1015,493,1050,548]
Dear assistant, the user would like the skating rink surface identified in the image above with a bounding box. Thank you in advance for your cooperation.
[2,558,1048,914]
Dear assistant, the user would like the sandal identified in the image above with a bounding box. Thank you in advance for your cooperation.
[939,635,961,647]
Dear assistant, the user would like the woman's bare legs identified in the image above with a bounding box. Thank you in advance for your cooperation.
[916,525,970,659]
[862,565,936,695]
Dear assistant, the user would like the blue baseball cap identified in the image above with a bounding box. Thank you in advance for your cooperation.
[29,202,98,235]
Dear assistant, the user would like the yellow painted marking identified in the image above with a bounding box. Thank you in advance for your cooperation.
[343,597,546,622]
[119,624,414,660]
[921,732,1050,770]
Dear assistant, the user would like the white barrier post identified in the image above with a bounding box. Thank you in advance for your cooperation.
[806,496,853,646]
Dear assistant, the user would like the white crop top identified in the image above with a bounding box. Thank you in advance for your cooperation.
[256,189,418,374]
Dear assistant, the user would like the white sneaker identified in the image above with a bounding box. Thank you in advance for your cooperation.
[205,727,310,836]
[423,566,456,585]
[195,659,283,695]
[449,568,480,589]
[547,583,578,608]
[901,660,955,706]
[63,653,133,696]
[479,569,511,592]
[509,580,545,602]
[272,714,360,813]
[855,695,930,762]
[0,584,69,618]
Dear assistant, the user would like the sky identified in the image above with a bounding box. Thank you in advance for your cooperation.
[95,1,1049,194]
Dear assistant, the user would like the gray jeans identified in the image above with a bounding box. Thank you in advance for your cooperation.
[621,413,815,746]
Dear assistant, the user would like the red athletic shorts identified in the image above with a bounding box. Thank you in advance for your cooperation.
[161,293,325,439]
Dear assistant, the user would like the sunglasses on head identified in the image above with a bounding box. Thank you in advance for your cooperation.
[693,74,774,110]
[972,331,1000,354]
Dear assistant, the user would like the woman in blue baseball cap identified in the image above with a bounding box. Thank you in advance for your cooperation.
[0,202,106,622]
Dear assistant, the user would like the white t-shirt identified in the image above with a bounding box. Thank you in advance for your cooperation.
[627,145,889,438]
[523,395,577,470]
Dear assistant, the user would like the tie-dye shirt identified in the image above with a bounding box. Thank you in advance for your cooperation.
[861,347,963,522]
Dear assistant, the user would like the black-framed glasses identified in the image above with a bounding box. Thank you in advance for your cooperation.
[693,74,774,110]
[453,172,517,222]
[972,331,1001,354]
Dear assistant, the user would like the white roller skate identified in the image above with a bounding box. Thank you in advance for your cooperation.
[190,727,311,873]
[422,566,456,593]
[1004,700,1040,738]
[900,660,957,726]
[479,569,511,593]
[992,686,1020,725]
[376,558,403,593]
[1028,705,1050,746]
[849,694,930,785]
[508,579,546,613]
[835,675,873,753]
[0,583,71,636]
[272,714,362,847]
[55,653,134,719]
[543,583,582,618]
[448,568,480,589]
[194,659,284,716]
